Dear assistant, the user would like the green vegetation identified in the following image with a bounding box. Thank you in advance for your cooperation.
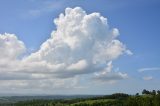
[0,90,160,106]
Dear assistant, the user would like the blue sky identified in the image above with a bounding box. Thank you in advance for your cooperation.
[0,0,160,95]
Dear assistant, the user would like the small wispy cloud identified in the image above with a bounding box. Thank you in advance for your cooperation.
[24,1,64,18]
[142,76,153,81]
[138,67,160,72]
[125,50,133,55]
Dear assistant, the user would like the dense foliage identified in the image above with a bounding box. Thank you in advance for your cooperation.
[0,90,160,106]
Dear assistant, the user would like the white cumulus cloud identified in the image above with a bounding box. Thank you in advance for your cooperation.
[0,7,131,92]
[25,7,130,77]
[0,33,26,60]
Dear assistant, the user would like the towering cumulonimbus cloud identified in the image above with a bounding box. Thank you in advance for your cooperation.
[25,7,130,77]
[0,7,131,91]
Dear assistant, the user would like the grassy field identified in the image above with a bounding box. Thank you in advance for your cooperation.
[70,99,115,106]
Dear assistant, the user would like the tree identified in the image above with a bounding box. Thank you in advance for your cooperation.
[136,93,139,96]
[142,89,150,95]
[151,90,156,95]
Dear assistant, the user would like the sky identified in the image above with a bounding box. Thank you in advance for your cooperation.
[0,0,160,95]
